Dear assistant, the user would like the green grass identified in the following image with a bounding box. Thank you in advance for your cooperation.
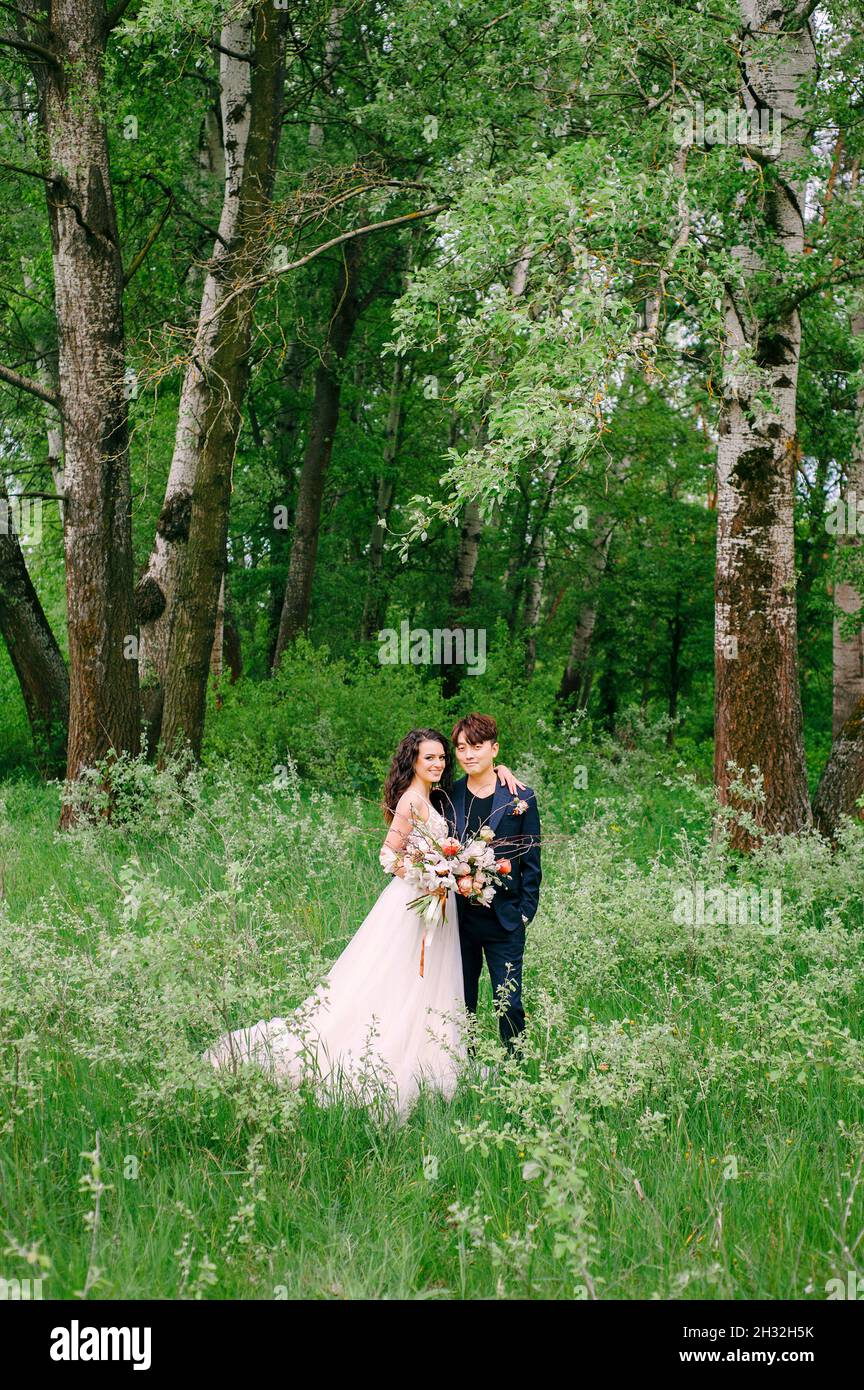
[1,738,862,1300]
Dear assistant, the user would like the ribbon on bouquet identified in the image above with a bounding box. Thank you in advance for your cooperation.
[419,888,448,977]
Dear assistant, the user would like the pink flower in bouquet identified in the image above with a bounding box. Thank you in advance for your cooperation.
[440,837,462,857]
[495,858,512,875]
[457,875,474,896]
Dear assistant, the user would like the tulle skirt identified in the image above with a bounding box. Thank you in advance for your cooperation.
[203,875,469,1123]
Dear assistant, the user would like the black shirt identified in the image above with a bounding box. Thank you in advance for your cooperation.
[461,789,496,927]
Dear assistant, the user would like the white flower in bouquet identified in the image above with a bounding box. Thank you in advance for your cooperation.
[378,844,403,874]
[396,812,511,975]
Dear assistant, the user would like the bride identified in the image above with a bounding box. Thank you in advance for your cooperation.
[203,728,520,1123]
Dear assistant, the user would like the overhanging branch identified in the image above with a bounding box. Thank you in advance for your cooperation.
[0,361,61,408]
[105,0,139,31]
[0,31,61,69]
[123,190,174,286]
[196,203,448,339]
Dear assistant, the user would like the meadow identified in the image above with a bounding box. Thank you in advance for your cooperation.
[1,707,862,1301]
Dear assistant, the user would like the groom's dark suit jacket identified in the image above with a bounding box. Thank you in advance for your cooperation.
[448,777,542,933]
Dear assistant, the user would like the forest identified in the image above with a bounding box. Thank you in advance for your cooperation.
[1,0,864,1308]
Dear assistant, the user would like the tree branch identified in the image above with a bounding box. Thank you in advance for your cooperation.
[0,361,61,408]
[123,190,174,286]
[143,174,228,248]
[0,156,54,184]
[196,204,448,339]
[0,2,51,29]
[210,40,253,63]
[0,31,60,69]
[105,0,138,31]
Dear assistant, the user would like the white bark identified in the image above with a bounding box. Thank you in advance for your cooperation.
[832,308,864,734]
[136,13,256,690]
[713,0,815,842]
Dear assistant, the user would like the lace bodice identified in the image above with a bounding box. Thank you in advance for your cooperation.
[379,797,451,874]
[407,803,450,847]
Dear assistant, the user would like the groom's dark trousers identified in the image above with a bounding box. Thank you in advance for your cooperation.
[459,913,527,1049]
[449,778,542,1054]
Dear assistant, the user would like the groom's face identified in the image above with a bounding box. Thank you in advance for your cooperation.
[454,737,499,778]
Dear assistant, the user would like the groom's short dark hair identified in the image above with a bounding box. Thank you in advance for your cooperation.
[451,713,498,745]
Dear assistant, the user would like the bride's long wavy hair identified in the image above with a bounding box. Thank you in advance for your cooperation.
[382,728,453,824]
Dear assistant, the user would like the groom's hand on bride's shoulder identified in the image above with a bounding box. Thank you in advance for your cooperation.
[494,764,526,794]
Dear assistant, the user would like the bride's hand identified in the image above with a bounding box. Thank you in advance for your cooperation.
[495,763,526,794]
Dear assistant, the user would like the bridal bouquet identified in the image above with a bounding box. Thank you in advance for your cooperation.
[381,820,511,976]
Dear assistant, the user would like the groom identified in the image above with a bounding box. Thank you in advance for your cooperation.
[449,713,542,1055]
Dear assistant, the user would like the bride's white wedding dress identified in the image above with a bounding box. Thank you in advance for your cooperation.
[203,803,468,1122]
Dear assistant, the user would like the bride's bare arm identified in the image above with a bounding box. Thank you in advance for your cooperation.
[495,763,526,793]
[379,791,421,879]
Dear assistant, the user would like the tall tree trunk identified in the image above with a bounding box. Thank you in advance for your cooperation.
[442,250,531,695]
[831,309,864,735]
[503,481,531,633]
[266,342,306,666]
[812,312,864,837]
[308,3,346,150]
[210,572,226,695]
[360,356,405,639]
[441,427,482,701]
[522,461,559,676]
[557,518,615,706]
[272,236,363,663]
[667,589,683,746]
[35,0,141,823]
[0,476,69,774]
[222,576,243,683]
[151,4,286,759]
[451,496,483,616]
[208,571,243,702]
[812,692,864,839]
[713,0,815,847]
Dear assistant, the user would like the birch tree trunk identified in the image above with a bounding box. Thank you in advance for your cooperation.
[502,481,531,631]
[442,250,531,694]
[34,0,140,823]
[713,0,815,846]
[830,309,864,734]
[557,518,615,706]
[812,691,864,839]
[146,4,286,759]
[811,307,864,838]
[441,476,482,699]
[308,3,345,149]
[522,461,559,676]
[451,497,483,617]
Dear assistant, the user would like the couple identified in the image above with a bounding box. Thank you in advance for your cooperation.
[203,713,542,1122]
